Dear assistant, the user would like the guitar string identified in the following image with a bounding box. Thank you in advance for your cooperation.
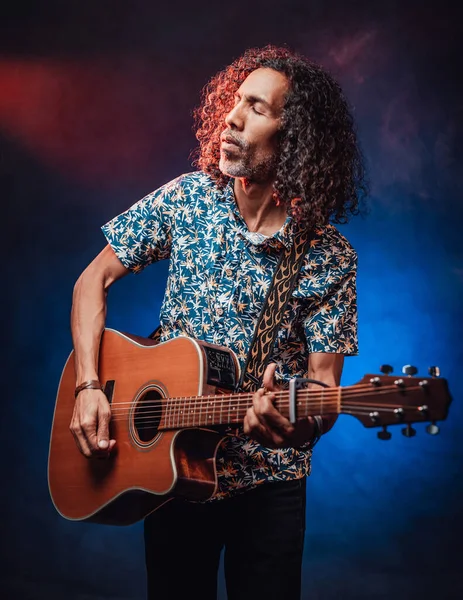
[104,381,425,406]
[106,382,430,412]
[123,407,426,430]
[106,388,431,426]
[133,407,430,432]
[107,385,430,420]
[111,395,425,420]
[107,386,430,407]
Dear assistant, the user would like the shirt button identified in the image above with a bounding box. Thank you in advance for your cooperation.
[225,268,233,277]
[216,307,224,316]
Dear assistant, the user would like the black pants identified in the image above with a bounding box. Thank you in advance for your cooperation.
[144,477,307,600]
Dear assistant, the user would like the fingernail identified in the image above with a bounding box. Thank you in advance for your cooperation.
[98,440,109,449]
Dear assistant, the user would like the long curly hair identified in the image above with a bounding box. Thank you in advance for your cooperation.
[193,45,367,229]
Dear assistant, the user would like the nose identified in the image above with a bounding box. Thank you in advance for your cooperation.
[225,101,244,130]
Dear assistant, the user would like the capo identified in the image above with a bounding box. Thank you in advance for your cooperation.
[288,377,330,424]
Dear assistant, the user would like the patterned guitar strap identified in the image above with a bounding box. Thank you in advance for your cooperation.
[238,223,314,393]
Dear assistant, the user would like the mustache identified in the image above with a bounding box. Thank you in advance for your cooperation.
[221,130,249,150]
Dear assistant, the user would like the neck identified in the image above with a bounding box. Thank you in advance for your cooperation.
[159,386,341,430]
[233,178,287,235]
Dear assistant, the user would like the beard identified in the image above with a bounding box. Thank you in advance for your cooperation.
[219,143,278,183]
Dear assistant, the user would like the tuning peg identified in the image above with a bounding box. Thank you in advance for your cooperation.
[380,364,393,375]
[428,366,440,377]
[401,424,416,438]
[402,365,418,376]
[377,426,392,441]
[426,422,440,435]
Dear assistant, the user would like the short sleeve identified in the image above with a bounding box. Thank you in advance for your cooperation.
[295,225,358,355]
[101,175,184,273]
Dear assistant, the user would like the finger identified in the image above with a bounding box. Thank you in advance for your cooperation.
[81,416,100,453]
[244,407,269,442]
[262,363,280,392]
[96,404,111,450]
[245,410,287,447]
[70,424,93,457]
[69,410,93,458]
[254,390,295,437]
[253,389,280,424]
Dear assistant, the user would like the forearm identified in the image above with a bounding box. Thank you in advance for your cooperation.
[307,381,338,434]
[308,353,345,435]
[71,266,108,385]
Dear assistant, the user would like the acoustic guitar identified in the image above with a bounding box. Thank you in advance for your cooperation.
[48,329,452,526]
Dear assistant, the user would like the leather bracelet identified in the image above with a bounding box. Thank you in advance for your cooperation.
[75,379,102,398]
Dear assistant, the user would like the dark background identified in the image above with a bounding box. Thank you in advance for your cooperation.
[2,1,462,598]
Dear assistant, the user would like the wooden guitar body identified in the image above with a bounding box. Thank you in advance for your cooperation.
[49,328,452,526]
[48,330,239,525]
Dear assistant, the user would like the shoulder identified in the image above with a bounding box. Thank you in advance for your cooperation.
[309,224,357,266]
[156,171,222,206]
[170,170,220,193]
[294,224,357,299]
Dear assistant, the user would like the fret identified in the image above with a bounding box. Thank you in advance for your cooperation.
[208,397,214,426]
[162,387,346,430]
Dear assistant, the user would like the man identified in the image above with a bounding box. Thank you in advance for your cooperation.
[70,46,366,599]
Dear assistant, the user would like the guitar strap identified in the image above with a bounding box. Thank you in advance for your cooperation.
[237,223,313,393]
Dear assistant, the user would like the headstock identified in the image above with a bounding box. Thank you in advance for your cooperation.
[342,365,452,440]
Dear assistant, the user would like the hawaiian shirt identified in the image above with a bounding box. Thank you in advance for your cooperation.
[102,171,358,500]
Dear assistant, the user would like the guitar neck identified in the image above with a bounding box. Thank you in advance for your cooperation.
[160,387,339,430]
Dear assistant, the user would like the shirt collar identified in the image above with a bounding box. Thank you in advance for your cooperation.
[219,178,294,250]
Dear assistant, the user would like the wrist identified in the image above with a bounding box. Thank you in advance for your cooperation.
[74,379,102,398]
[308,415,323,448]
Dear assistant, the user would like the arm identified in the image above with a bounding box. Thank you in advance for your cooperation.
[307,352,344,434]
[69,244,130,457]
[243,353,344,448]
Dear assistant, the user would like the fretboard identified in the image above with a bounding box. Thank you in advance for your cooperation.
[159,388,340,430]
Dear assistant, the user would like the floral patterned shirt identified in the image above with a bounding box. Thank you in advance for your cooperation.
[102,171,358,500]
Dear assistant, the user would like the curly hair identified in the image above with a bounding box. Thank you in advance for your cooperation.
[193,45,367,229]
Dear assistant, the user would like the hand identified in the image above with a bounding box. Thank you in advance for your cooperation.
[243,364,316,448]
[70,388,116,458]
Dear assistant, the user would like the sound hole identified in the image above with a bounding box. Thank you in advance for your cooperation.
[134,389,163,443]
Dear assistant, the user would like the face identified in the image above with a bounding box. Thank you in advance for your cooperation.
[219,67,289,183]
